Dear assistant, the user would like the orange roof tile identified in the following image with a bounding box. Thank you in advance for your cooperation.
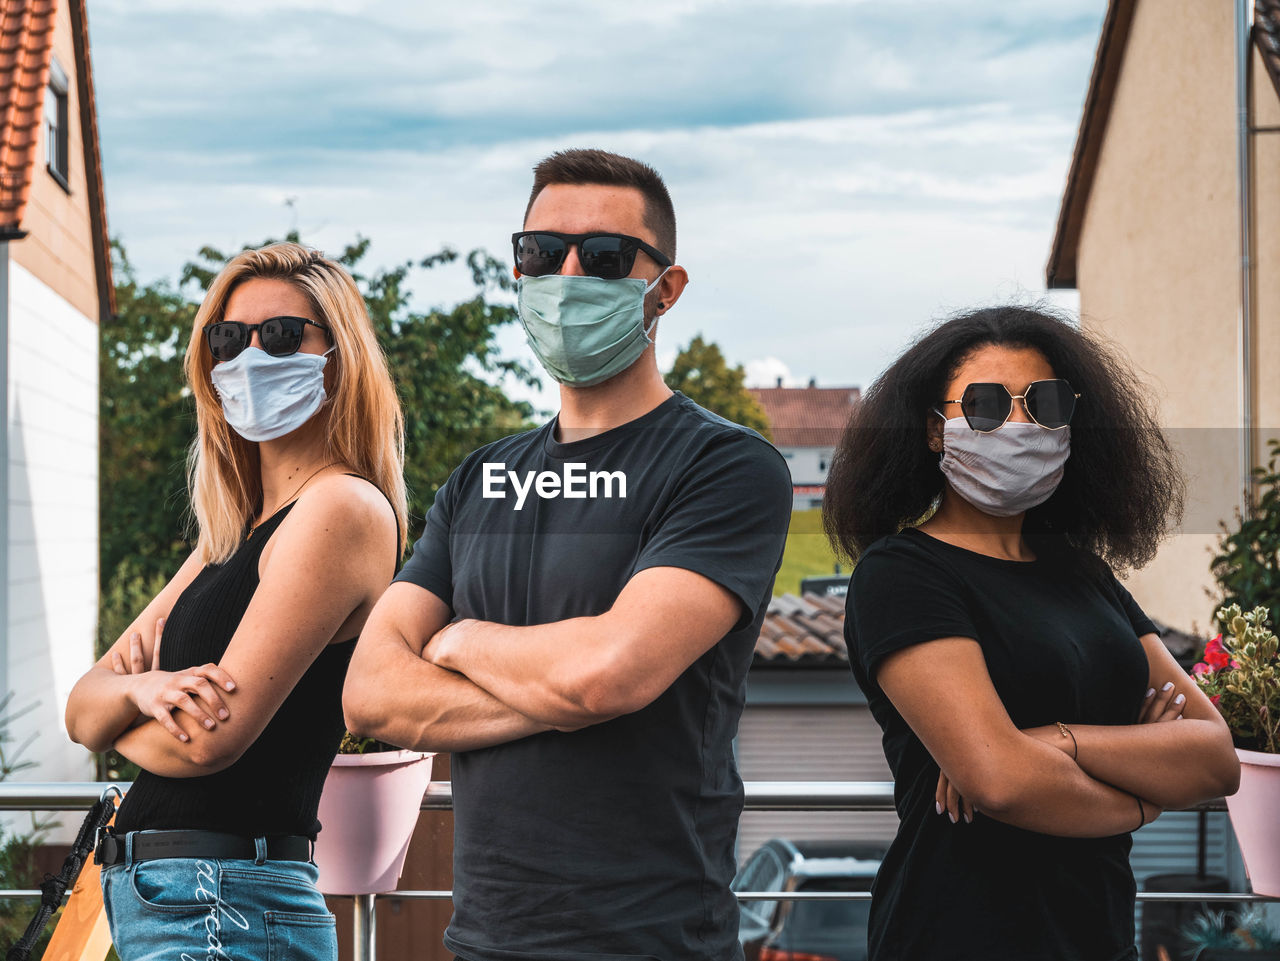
[747,385,860,448]
[753,592,850,668]
[0,0,56,236]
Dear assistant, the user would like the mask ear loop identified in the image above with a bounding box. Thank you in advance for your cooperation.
[641,267,672,341]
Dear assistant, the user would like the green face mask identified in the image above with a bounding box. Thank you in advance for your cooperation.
[516,271,668,387]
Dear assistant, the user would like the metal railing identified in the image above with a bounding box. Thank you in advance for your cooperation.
[0,781,1272,961]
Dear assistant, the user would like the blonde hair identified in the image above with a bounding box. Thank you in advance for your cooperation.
[183,242,408,564]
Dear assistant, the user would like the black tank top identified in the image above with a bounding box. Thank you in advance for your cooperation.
[114,500,359,839]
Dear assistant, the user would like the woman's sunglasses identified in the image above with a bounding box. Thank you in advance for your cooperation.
[935,379,1081,432]
[511,230,672,281]
[204,315,331,363]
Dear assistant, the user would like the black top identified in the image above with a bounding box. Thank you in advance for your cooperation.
[845,527,1156,961]
[114,502,355,839]
[395,392,792,961]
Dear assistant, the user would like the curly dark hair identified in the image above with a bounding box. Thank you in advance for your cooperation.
[821,305,1184,570]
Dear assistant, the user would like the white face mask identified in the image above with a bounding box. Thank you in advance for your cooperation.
[938,418,1071,517]
[210,346,331,442]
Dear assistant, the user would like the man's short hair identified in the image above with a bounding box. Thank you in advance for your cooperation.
[525,149,677,262]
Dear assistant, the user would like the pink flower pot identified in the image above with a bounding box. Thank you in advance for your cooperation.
[1225,748,1280,897]
[313,750,434,895]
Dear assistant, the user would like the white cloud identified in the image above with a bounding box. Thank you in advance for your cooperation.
[91,1,1108,405]
[745,357,799,389]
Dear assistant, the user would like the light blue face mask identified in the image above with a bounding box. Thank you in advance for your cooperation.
[516,269,668,387]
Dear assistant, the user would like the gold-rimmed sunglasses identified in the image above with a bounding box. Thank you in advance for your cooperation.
[933,379,1081,433]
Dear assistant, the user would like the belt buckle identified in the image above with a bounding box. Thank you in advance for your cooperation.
[93,830,118,866]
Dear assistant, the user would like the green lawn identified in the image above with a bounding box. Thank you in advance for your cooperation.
[774,509,846,597]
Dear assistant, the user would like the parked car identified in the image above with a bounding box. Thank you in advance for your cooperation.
[733,838,886,961]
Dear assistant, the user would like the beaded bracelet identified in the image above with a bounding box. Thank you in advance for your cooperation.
[1054,720,1078,760]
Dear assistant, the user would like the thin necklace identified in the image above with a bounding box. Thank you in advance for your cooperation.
[249,460,341,537]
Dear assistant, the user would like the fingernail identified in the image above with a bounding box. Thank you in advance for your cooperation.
[157,618,165,627]
[180,734,189,742]
[1174,693,1185,705]
[1177,714,1184,720]
[964,813,973,824]
[226,682,236,691]
[1161,682,1174,692]
[948,812,957,824]
[936,801,943,815]
[204,719,214,729]
[218,709,229,719]
[1145,688,1155,698]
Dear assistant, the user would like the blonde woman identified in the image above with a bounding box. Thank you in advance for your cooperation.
[66,242,406,961]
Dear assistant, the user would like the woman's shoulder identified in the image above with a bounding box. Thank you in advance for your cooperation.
[276,472,397,550]
[850,528,965,593]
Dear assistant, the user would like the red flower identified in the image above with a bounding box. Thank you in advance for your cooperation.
[1192,662,1211,676]
[1211,694,1222,706]
[1204,635,1232,671]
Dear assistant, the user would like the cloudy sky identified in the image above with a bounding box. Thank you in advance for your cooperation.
[87,0,1100,412]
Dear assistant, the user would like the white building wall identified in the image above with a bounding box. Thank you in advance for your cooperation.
[7,258,97,788]
[776,446,834,510]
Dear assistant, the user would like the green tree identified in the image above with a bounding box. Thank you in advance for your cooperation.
[98,242,197,657]
[1211,437,1280,631]
[99,234,537,660]
[664,334,771,438]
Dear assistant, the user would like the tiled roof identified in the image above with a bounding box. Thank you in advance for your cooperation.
[747,386,860,448]
[0,0,56,236]
[1257,0,1280,101]
[753,592,849,668]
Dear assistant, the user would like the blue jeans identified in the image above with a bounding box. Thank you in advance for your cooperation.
[100,838,336,961]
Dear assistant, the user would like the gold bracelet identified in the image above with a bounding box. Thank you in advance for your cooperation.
[1055,720,1078,760]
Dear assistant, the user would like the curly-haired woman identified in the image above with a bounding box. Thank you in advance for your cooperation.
[823,305,1239,961]
[66,242,406,961]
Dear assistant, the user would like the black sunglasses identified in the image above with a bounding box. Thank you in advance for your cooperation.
[204,315,331,363]
[511,231,672,281]
[935,379,1081,432]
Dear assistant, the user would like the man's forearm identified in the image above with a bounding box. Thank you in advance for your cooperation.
[1052,721,1238,809]
[427,617,617,729]
[345,632,553,752]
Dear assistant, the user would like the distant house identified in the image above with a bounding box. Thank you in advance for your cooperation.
[1046,0,1280,634]
[0,0,112,785]
[748,380,859,510]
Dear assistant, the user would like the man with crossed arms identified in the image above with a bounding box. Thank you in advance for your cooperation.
[345,148,791,961]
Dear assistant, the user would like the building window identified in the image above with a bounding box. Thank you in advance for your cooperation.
[45,57,69,191]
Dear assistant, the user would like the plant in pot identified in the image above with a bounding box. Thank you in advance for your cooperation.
[1191,604,1280,897]
[1181,906,1280,960]
[312,732,434,895]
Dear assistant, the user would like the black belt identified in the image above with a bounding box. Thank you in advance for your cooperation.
[94,829,313,867]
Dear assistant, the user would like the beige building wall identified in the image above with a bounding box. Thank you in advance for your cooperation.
[11,0,100,324]
[1253,52,1280,462]
[1075,0,1240,633]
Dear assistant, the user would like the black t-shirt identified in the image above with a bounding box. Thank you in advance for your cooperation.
[395,392,792,961]
[845,527,1155,961]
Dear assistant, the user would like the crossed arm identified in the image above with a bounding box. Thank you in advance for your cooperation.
[342,566,743,753]
[881,633,1240,838]
[66,479,397,776]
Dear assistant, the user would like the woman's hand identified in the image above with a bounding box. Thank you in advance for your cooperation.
[111,618,237,742]
[1138,680,1185,723]
[936,770,975,825]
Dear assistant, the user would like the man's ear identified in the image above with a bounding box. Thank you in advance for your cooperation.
[653,265,689,316]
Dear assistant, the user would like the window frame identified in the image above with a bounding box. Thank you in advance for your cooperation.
[45,57,70,192]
